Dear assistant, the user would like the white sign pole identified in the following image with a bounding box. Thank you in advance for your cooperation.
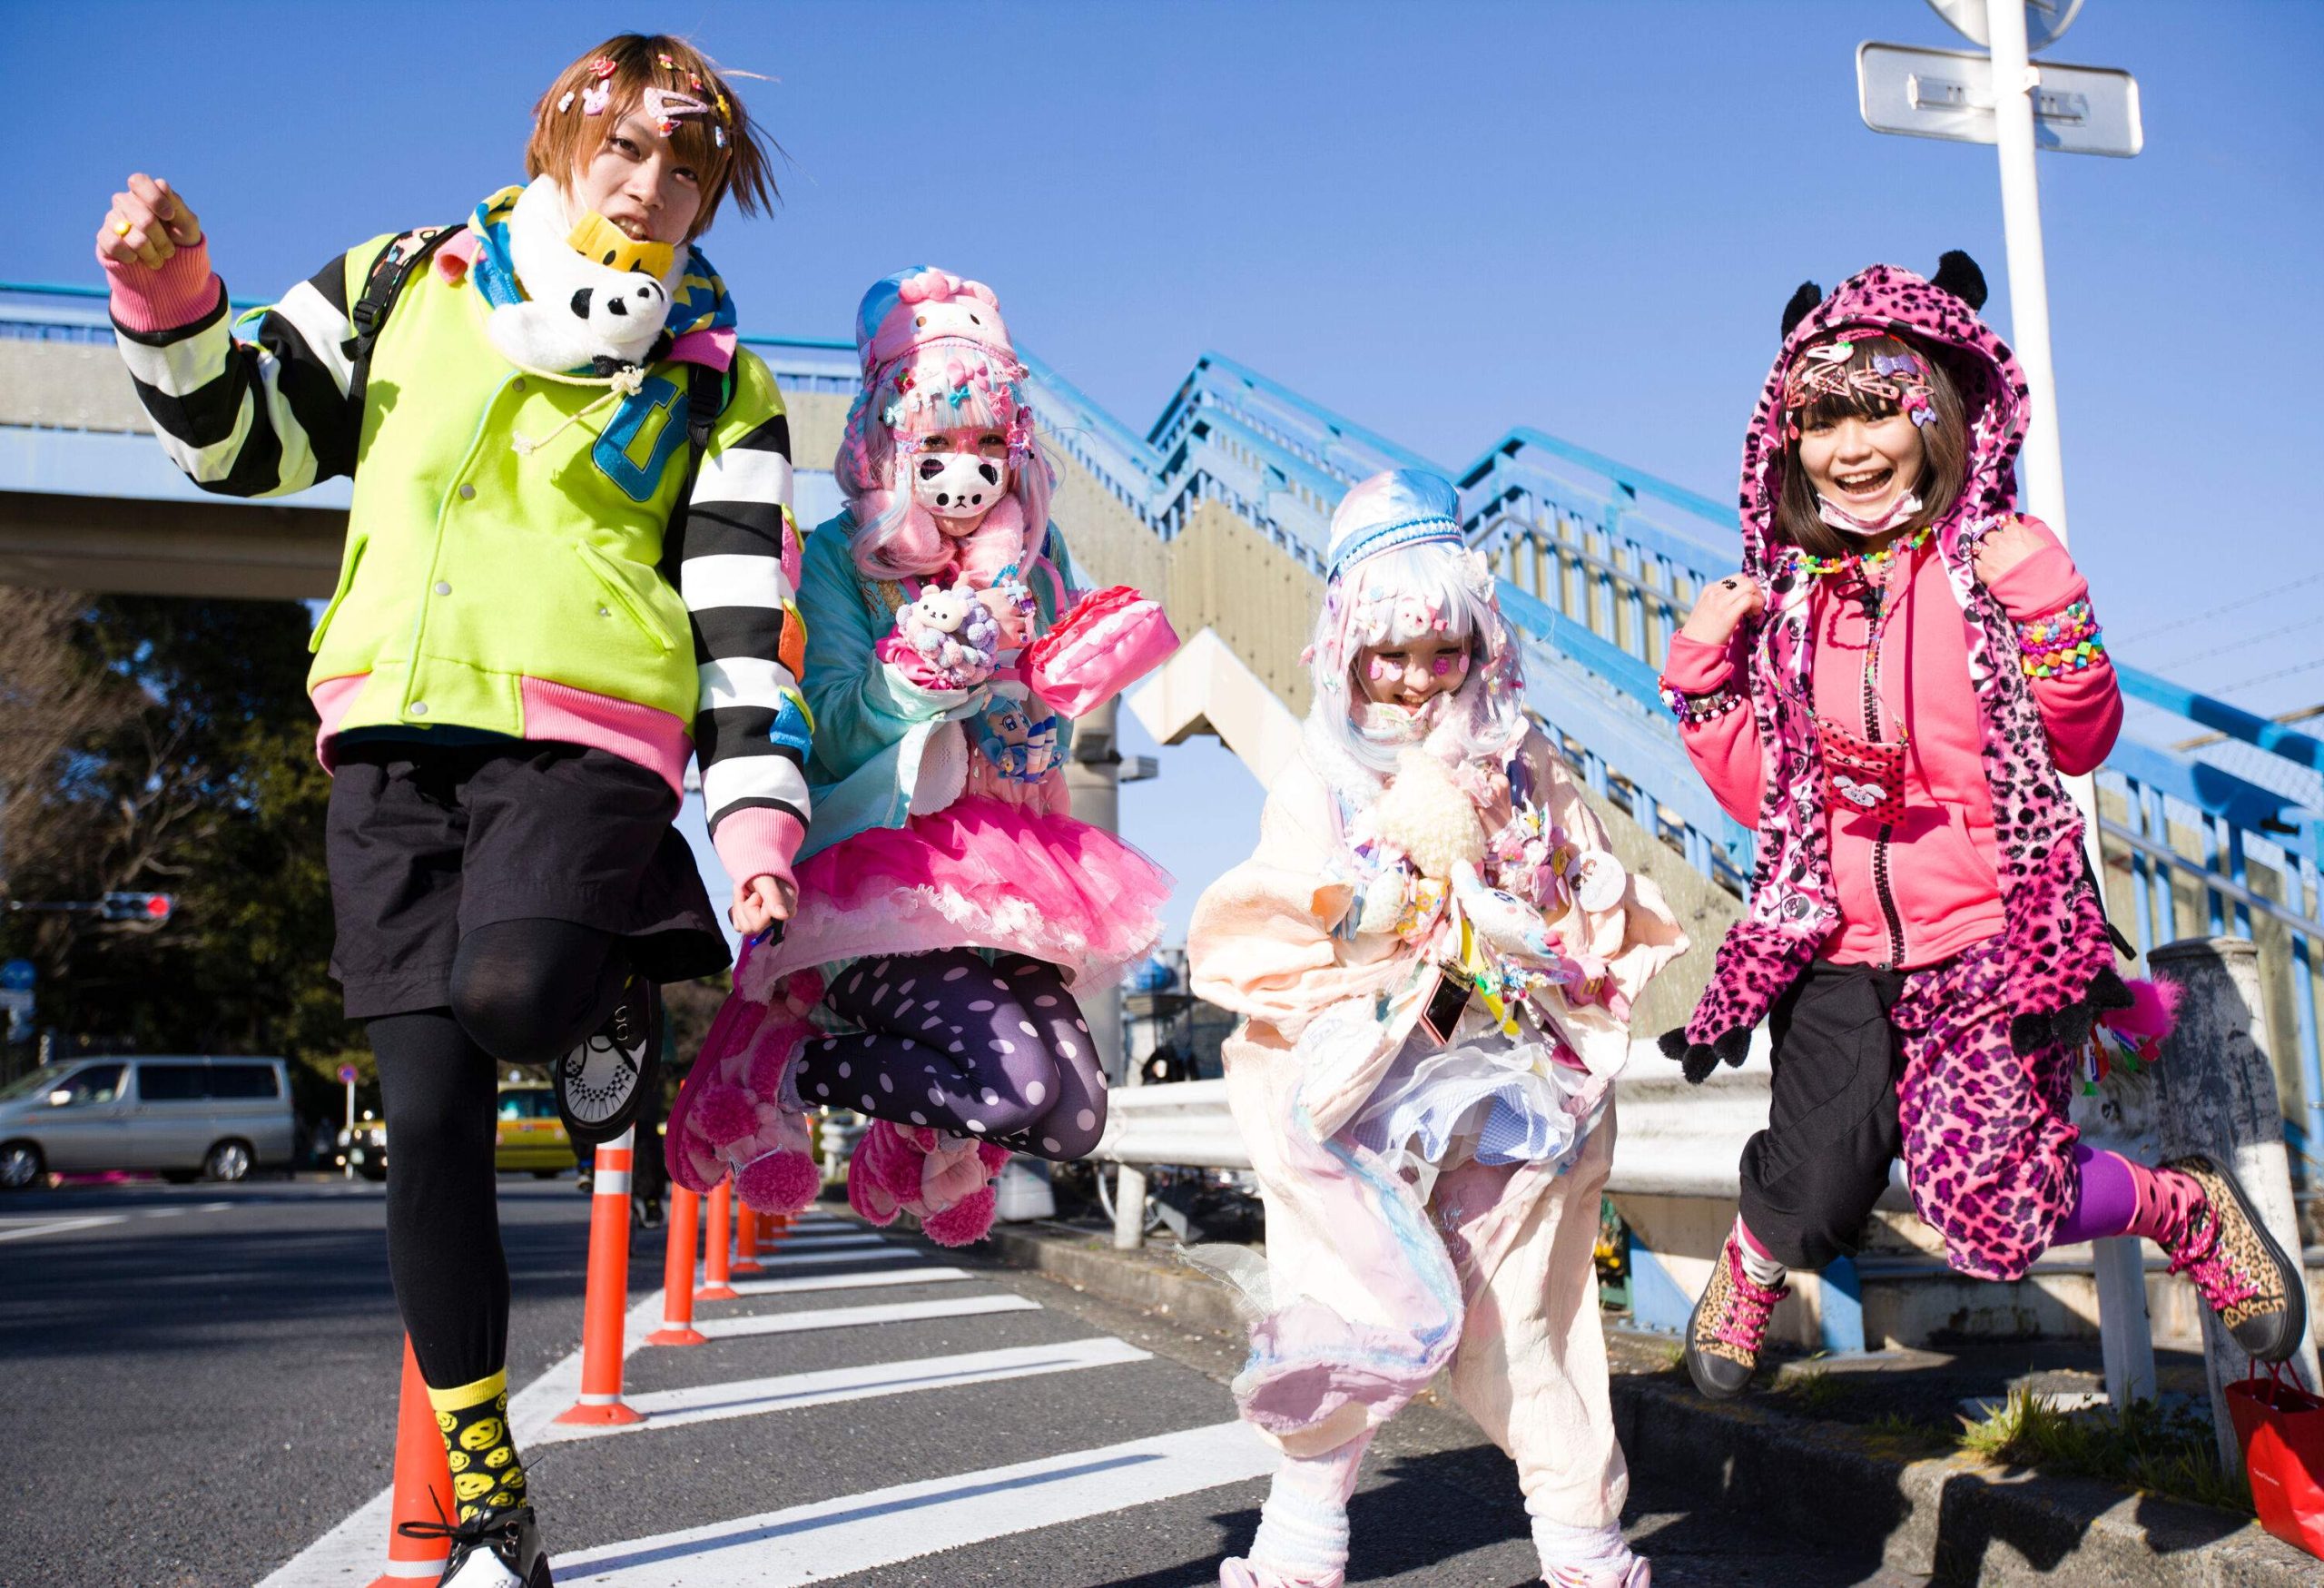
[1984,0,2069,546]
[1987,0,2152,1414]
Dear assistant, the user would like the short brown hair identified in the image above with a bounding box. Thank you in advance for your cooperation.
[526,35,779,242]
[1773,331,1968,558]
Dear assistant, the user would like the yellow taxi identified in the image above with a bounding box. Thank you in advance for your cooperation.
[494,1084,576,1177]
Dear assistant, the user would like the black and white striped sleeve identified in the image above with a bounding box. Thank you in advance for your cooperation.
[112,252,365,497]
[675,357,812,885]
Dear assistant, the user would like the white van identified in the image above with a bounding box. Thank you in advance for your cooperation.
[0,1056,297,1189]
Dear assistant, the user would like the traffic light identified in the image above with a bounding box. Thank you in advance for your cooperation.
[101,893,174,925]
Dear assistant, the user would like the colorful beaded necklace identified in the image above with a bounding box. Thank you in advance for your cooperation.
[1790,521,1933,586]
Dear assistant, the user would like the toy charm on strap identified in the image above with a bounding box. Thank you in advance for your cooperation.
[1021,586,1180,718]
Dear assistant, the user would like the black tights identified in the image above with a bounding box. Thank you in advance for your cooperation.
[372,918,626,1388]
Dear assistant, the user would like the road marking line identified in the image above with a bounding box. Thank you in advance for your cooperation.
[733,1244,922,1271]
[695,1293,1039,1340]
[537,1336,1150,1446]
[725,1266,975,1297]
[555,1420,1275,1584]
[0,1214,126,1243]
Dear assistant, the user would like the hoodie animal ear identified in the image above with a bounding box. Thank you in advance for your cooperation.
[1932,250,1988,310]
[1780,281,1824,338]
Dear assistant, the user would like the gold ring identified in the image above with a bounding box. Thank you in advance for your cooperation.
[113,218,131,237]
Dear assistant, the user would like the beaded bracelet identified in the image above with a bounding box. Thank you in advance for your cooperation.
[2016,599,2108,679]
[1659,680,1746,725]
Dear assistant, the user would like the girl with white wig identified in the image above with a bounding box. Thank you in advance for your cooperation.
[1188,468,1688,1587]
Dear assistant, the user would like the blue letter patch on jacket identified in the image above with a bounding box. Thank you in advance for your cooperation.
[593,376,688,502]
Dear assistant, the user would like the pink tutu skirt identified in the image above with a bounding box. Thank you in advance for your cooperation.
[760,795,1171,990]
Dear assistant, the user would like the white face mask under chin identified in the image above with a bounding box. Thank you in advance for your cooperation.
[911,450,1008,520]
[1817,488,1924,538]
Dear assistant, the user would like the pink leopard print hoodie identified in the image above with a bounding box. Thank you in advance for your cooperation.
[1663,259,2133,1082]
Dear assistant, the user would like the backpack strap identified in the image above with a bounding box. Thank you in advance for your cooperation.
[344,224,458,416]
[662,359,734,555]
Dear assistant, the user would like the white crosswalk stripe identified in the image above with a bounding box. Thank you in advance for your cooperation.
[556,1421,1278,1585]
[536,1337,1152,1445]
[695,1293,1040,1339]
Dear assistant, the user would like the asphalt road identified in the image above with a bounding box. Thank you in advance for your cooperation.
[0,1179,1925,1587]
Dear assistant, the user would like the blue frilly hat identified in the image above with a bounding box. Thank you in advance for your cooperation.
[1325,469,1466,582]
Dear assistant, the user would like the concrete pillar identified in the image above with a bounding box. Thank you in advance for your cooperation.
[1063,698,1142,1245]
[2148,936,2321,1473]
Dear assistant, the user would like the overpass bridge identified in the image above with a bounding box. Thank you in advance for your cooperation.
[5,280,2320,1193]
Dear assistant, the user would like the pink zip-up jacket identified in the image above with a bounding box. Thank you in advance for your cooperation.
[1664,518,2119,969]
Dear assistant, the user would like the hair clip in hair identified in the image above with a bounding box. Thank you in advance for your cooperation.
[641,87,709,133]
[687,70,704,91]
[714,126,727,148]
[881,401,905,427]
[714,92,730,119]
[587,56,616,79]
[581,83,611,115]
[656,52,676,69]
[556,90,576,113]
[1804,341,1856,364]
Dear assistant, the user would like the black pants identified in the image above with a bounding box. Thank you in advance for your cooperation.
[1736,959,1906,1273]
[372,919,628,1389]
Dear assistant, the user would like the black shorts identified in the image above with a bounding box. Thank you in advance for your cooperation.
[327,740,729,1021]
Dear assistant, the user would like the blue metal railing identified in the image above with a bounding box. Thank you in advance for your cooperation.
[7,281,2318,1168]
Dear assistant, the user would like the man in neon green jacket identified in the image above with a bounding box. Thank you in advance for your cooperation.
[97,33,802,1586]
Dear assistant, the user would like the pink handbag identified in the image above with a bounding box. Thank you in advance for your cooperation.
[1021,585,1179,718]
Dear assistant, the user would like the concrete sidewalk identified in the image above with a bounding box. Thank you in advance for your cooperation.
[966,1218,2319,1588]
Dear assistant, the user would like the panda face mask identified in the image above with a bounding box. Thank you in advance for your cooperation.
[908,431,1009,522]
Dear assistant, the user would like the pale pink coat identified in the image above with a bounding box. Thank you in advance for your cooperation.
[1188,731,1686,1528]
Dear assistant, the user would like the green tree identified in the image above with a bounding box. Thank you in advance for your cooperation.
[0,591,352,1064]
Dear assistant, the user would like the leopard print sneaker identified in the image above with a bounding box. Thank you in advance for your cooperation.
[1684,1235,1788,1399]
[2157,1153,2308,1364]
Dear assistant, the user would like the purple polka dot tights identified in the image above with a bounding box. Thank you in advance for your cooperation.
[794,948,1108,1159]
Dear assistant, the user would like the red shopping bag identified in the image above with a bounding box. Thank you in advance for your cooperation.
[2225,1365,2324,1560]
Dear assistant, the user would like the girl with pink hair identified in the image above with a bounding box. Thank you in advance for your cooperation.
[665,268,1175,1244]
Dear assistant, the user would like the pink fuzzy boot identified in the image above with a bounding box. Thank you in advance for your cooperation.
[664,971,824,1215]
[844,1119,1010,1248]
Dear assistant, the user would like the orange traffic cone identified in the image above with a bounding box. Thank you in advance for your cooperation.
[732,1203,764,1276]
[554,1129,643,1426]
[697,1180,737,1302]
[646,1185,706,1347]
[367,1337,456,1587]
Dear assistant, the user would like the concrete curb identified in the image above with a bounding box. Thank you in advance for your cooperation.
[972,1218,2318,1586]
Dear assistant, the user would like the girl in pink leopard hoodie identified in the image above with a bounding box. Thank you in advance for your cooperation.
[1659,252,2307,1398]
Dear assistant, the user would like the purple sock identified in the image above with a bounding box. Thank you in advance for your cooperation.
[2053,1143,2140,1243]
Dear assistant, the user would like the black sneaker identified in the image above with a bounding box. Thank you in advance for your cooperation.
[556,975,659,1151]
[403,1504,553,1586]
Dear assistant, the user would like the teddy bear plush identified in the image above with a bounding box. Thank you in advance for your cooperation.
[878,582,1002,692]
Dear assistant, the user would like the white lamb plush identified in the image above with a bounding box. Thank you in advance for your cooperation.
[1352,748,1488,938]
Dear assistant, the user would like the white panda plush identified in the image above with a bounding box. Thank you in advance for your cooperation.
[485,175,689,375]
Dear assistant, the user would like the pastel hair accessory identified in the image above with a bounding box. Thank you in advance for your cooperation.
[1324,469,1467,583]
[556,90,576,113]
[1783,332,1938,436]
[581,82,611,115]
[641,86,710,135]
[587,57,616,79]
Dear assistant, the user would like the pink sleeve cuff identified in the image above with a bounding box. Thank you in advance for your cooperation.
[711,806,806,893]
[100,236,223,335]
[1662,634,1740,695]
[1987,545,2087,623]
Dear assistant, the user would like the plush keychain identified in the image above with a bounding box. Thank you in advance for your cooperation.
[877,582,1001,691]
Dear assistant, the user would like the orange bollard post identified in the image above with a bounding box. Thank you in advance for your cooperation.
[732,1203,763,1276]
[554,1129,643,1426]
[645,1184,706,1347]
[698,1179,737,1301]
[368,1336,456,1587]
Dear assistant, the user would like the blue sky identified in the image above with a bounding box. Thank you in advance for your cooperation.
[11,1,2320,942]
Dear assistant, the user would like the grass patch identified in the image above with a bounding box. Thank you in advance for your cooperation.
[1956,1386,2253,1515]
[1779,1368,1856,1413]
[1863,1410,1951,1454]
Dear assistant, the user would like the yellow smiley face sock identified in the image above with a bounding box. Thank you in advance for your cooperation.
[427,1369,527,1521]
